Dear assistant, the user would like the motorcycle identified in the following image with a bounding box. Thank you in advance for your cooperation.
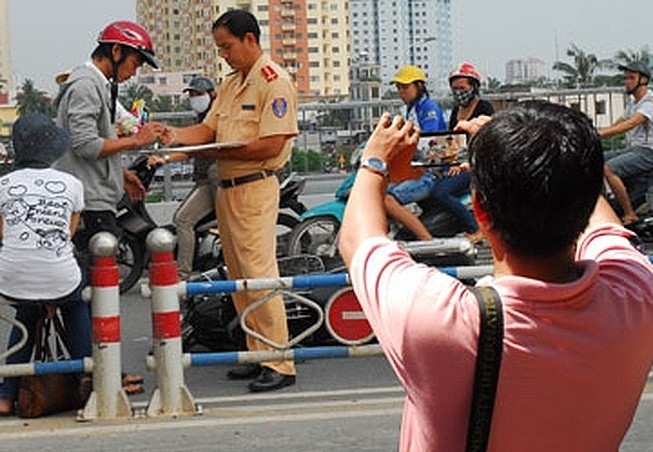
[286,167,489,272]
[606,169,653,246]
[114,157,307,293]
[181,253,331,352]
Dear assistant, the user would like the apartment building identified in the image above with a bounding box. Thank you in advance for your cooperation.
[136,0,350,100]
[0,0,12,104]
[350,0,452,94]
[505,57,547,85]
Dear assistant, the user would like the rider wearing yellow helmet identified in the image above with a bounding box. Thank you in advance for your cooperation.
[391,65,446,132]
[383,65,447,241]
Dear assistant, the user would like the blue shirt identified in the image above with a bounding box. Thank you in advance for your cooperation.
[406,94,447,132]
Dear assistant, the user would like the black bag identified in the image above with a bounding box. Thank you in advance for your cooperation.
[16,309,83,418]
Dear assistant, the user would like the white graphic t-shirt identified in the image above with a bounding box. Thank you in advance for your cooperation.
[0,168,84,299]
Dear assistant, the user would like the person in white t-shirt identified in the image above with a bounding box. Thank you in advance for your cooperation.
[599,61,653,225]
[0,113,91,415]
[339,102,653,451]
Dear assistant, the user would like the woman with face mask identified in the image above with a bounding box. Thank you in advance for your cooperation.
[448,62,494,130]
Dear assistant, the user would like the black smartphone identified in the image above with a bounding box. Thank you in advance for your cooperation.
[411,131,468,167]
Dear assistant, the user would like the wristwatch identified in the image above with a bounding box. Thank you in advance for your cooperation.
[360,156,389,179]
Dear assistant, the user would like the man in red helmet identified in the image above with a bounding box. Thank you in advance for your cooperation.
[53,21,164,394]
[54,21,163,253]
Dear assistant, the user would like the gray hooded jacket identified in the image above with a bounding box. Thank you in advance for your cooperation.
[54,64,123,212]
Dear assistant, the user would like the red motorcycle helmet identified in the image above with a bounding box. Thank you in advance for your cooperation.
[448,62,481,86]
[98,21,159,69]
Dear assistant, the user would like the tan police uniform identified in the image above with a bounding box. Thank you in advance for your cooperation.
[202,55,298,376]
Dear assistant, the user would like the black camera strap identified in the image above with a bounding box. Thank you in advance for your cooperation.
[465,286,504,452]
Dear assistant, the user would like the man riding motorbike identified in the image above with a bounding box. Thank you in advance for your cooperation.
[599,60,653,226]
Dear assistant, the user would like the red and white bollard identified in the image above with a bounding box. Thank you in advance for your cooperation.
[145,228,197,417]
[78,232,132,420]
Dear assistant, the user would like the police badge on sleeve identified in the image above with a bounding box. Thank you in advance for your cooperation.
[272,98,288,118]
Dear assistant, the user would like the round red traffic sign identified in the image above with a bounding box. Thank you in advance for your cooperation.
[325,288,374,345]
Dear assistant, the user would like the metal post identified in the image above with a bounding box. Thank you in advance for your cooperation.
[78,232,132,421]
[145,228,198,417]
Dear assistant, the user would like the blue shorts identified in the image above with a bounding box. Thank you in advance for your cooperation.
[388,171,438,205]
[606,146,653,179]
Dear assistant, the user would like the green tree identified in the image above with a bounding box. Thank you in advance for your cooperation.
[15,79,54,116]
[552,44,604,88]
[611,46,651,69]
[290,148,325,173]
[119,83,155,111]
[151,95,174,112]
[485,76,502,92]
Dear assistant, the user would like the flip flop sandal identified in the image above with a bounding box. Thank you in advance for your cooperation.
[122,373,145,385]
[122,382,145,395]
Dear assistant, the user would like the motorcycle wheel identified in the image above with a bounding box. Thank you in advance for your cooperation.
[117,234,145,294]
[287,215,342,266]
[276,212,299,259]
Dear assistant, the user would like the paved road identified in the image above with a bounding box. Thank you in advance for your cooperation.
[0,285,652,451]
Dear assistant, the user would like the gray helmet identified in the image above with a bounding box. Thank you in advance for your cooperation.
[617,61,651,80]
[183,76,215,94]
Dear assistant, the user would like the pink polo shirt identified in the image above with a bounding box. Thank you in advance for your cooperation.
[350,224,653,452]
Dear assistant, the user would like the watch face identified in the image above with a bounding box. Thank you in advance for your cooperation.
[365,157,386,171]
[362,156,388,177]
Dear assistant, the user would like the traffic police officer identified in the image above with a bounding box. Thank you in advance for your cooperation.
[163,9,297,392]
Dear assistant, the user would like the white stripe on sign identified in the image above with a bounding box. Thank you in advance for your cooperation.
[342,311,366,320]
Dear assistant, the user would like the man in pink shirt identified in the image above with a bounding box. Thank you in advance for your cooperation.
[339,101,653,451]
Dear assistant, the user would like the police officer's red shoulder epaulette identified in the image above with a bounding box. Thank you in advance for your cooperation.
[261,65,278,82]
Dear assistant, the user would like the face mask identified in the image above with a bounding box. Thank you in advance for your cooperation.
[452,88,477,107]
[190,94,211,114]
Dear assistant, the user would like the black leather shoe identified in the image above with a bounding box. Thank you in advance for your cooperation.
[248,367,296,392]
[226,364,262,380]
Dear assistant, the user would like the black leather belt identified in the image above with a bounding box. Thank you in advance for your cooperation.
[218,169,276,189]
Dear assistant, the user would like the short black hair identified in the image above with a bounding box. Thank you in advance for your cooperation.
[91,43,139,61]
[469,100,604,257]
[212,9,261,44]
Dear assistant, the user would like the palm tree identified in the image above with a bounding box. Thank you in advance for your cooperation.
[552,44,604,88]
[485,76,502,93]
[15,79,55,116]
[611,46,651,69]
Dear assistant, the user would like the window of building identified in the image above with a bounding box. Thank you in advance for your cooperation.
[331,18,338,24]
[258,4,268,11]
[308,18,318,24]
[331,32,339,39]
[309,61,320,67]
[308,47,319,53]
[332,46,340,53]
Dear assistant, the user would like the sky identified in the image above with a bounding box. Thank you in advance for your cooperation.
[6,0,653,96]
